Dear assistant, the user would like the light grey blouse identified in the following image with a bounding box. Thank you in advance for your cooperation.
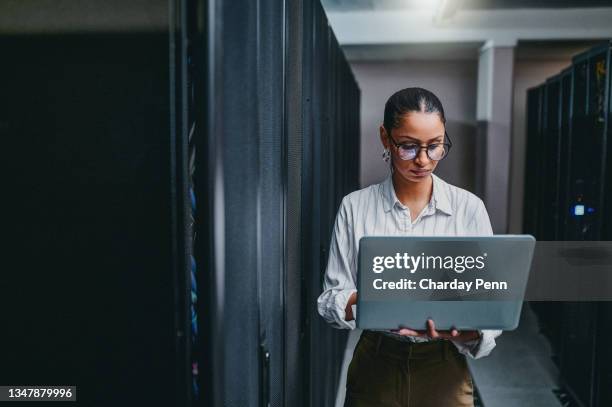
[316,172,502,359]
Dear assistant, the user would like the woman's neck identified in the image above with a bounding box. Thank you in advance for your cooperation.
[391,171,433,206]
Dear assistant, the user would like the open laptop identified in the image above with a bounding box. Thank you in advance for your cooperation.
[356,235,535,331]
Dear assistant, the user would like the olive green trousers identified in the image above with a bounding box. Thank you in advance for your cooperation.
[344,330,474,407]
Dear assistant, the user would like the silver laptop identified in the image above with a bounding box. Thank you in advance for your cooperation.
[356,235,535,331]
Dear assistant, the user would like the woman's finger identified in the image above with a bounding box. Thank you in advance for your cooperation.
[397,328,420,336]
[427,319,439,338]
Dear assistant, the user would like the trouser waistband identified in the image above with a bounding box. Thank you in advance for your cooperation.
[360,330,453,362]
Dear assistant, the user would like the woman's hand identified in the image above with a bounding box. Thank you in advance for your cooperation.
[344,292,358,321]
[391,319,481,343]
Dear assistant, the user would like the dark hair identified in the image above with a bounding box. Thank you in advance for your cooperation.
[383,87,446,135]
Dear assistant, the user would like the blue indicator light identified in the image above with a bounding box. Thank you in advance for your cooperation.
[573,205,585,216]
[587,207,595,213]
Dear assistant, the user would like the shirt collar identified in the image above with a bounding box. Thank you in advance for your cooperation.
[380,172,453,216]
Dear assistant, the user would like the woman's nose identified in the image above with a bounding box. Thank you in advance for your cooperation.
[414,147,430,165]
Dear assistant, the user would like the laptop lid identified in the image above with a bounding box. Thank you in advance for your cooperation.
[356,235,535,331]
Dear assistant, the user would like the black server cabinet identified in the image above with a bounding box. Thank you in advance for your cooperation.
[527,78,566,364]
[546,68,574,364]
[540,75,562,241]
[559,301,598,405]
[559,42,611,407]
[524,41,612,407]
[0,2,195,406]
[1,0,361,405]
[255,1,287,406]
[307,3,353,405]
[560,43,610,407]
[565,44,609,241]
[304,2,361,406]
[524,86,544,238]
[594,40,612,407]
[197,0,361,406]
[557,67,574,241]
[594,303,612,407]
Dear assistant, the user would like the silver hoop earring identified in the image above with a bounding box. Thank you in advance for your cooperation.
[382,148,390,162]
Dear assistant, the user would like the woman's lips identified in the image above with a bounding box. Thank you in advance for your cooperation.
[410,169,430,177]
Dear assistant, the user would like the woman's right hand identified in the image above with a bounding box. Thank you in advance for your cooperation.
[344,291,358,321]
[391,319,480,342]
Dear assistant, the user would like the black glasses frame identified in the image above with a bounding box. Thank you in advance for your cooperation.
[386,131,453,161]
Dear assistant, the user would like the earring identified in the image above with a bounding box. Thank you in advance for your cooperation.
[382,148,390,162]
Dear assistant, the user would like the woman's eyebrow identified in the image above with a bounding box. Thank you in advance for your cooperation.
[396,134,445,143]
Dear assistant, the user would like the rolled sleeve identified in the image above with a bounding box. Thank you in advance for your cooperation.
[317,198,358,330]
[451,329,502,359]
[317,287,357,330]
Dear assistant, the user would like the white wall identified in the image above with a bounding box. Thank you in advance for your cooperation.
[508,59,572,233]
[350,59,479,192]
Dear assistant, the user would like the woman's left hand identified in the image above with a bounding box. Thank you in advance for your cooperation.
[391,319,481,342]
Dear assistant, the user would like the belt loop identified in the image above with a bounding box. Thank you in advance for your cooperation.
[375,335,383,355]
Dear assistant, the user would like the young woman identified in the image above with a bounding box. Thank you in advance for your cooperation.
[317,87,502,407]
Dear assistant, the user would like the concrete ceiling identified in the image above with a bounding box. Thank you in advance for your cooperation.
[322,0,612,12]
[323,2,612,50]
[342,40,601,62]
[342,42,481,61]
[462,0,612,9]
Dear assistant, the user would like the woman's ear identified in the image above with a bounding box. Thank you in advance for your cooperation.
[379,125,389,149]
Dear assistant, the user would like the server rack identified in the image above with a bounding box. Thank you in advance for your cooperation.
[523,41,612,407]
[557,44,609,407]
[0,3,195,405]
[547,68,574,367]
[558,67,574,241]
[541,75,562,241]
[565,46,608,240]
[0,0,360,405]
[593,40,612,407]
[196,0,361,406]
[526,79,562,366]
[523,85,544,238]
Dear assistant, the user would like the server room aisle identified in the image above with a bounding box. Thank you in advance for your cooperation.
[468,305,561,407]
[335,305,562,407]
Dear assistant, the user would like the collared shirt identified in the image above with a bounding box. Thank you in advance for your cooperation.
[316,172,502,359]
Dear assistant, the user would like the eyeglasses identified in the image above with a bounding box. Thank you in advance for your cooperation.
[387,131,452,161]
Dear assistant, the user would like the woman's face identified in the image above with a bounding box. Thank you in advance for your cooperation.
[379,111,445,183]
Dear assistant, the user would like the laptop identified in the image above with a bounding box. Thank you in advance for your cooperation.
[356,235,535,331]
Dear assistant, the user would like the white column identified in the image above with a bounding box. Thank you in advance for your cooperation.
[476,40,515,233]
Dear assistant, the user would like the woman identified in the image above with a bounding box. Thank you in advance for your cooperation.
[317,87,502,407]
